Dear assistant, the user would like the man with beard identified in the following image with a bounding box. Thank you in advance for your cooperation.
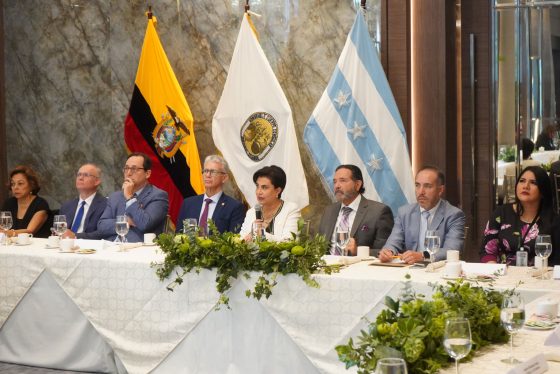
[317,164,394,256]
[378,166,465,264]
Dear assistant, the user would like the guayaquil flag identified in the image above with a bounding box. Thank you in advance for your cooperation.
[124,13,204,223]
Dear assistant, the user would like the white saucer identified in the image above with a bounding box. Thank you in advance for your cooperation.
[58,250,75,254]
[441,275,463,280]
[14,242,32,246]
[45,244,59,249]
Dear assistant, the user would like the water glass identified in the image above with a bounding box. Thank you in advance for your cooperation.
[252,221,265,241]
[535,235,552,280]
[375,358,407,374]
[443,318,472,374]
[0,211,13,247]
[500,294,525,364]
[115,215,129,244]
[183,218,198,236]
[335,226,350,256]
[424,230,440,263]
[53,215,67,238]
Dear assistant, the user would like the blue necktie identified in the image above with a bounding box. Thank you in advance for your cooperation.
[71,201,86,233]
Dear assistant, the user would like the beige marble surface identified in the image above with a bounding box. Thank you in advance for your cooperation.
[4,0,381,229]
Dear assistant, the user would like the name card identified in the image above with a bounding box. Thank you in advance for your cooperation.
[544,325,560,347]
[553,266,560,280]
[462,262,507,276]
[506,354,548,374]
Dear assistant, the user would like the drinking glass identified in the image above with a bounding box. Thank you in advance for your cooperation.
[335,226,350,256]
[443,318,472,374]
[182,218,198,236]
[252,222,265,241]
[375,358,407,374]
[425,230,440,264]
[115,215,129,244]
[0,211,13,247]
[535,235,552,280]
[53,215,67,238]
[500,294,525,364]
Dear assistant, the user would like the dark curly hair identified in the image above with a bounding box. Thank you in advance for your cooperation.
[9,165,41,195]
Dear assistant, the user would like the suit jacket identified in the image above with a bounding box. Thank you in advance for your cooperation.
[59,193,107,239]
[97,184,169,242]
[239,201,301,242]
[175,193,246,234]
[317,196,394,255]
[384,199,465,261]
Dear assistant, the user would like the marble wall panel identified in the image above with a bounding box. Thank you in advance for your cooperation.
[4,0,379,227]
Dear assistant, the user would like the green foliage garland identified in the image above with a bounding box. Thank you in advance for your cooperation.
[336,276,510,373]
[152,221,336,307]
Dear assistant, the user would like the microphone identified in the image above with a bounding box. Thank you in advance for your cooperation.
[255,204,263,220]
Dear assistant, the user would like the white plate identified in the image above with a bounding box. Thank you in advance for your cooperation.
[524,321,558,330]
[441,275,463,281]
[58,250,75,253]
[45,244,59,249]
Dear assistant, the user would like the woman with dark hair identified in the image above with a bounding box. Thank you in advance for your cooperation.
[481,166,555,265]
[1,165,51,238]
[239,165,301,242]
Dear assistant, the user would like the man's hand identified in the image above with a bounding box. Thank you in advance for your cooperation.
[122,178,135,200]
[61,229,76,239]
[345,238,357,256]
[378,248,395,263]
[401,250,425,264]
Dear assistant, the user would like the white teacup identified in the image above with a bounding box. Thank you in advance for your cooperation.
[444,261,462,278]
[535,300,559,319]
[144,233,156,245]
[446,250,460,262]
[17,233,33,245]
[356,246,370,259]
[47,235,60,248]
[60,238,75,252]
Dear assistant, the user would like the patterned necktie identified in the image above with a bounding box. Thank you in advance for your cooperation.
[71,201,86,233]
[331,206,353,255]
[419,210,431,250]
[199,198,212,233]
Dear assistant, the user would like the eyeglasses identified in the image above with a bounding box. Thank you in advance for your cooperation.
[123,166,145,174]
[202,169,226,176]
[76,172,98,178]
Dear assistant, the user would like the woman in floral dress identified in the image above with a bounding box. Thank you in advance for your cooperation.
[481,166,555,265]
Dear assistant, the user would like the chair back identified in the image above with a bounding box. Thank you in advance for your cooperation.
[554,174,560,214]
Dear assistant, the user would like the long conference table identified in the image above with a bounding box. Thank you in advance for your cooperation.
[0,239,559,374]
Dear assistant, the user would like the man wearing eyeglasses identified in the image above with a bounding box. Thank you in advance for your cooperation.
[59,163,107,239]
[176,155,246,234]
[97,152,169,242]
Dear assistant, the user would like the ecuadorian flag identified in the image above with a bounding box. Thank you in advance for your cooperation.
[124,14,204,223]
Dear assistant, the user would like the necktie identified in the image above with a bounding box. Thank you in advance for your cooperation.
[331,206,353,255]
[418,210,431,251]
[71,201,86,233]
[199,198,212,234]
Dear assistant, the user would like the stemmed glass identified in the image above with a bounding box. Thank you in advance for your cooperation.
[335,226,350,256]
[115,215,129,244]
[500,293,525,364]
[443,317,472,374]
[535,234,552,280]
[0,211,13,247]
[182,218,198,236]
[375,358,408,374]
[425,230,440,264]
[53,215,67,239]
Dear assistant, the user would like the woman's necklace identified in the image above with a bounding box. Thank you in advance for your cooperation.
[262,201,283,225]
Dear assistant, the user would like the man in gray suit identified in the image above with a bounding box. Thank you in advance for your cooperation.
[97,152,169,242]
[379,166,465,264]
[317,164,394,256]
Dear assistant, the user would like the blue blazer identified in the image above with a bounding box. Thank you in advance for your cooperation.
[97,184,169,242]
[384,200,465,261]
[176,193,246,234]
[59,193,107,240]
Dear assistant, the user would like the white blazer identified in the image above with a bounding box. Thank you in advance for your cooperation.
[239,201,301,242]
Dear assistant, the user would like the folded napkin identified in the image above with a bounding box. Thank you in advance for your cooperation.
[545,351,560,362]
[530,268,550,278]
[544,325,560,347]
[322,255,361,266]
[103,241,143,251]
[426,260,446,272]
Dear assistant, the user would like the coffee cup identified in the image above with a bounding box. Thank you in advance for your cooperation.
[47,235,60,248]
[17,233,33,245]
[535,300,559,319]
[357,246,370,259]
[60,238,75,252]
[446,250,460,262]
[444,261,462,278]
[144,233,156,245]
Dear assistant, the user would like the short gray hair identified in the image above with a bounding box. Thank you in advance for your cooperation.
[83,163,102,180]
[204,155,229,174]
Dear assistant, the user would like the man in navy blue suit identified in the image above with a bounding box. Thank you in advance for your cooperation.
[176,155,246,234]
[60,163,107,240]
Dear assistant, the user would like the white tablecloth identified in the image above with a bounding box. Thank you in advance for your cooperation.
[531,150,560,164]
[0,239,559,373]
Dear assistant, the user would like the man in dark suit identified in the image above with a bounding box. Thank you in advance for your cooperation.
[97,152,169,242]
[176,155,245,234]
[60,163,107,239]
[317,164,394,256]
[379,166,465,264]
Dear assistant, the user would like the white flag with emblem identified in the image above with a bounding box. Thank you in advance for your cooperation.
[303,11,414,214]
[212,13,309,209]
